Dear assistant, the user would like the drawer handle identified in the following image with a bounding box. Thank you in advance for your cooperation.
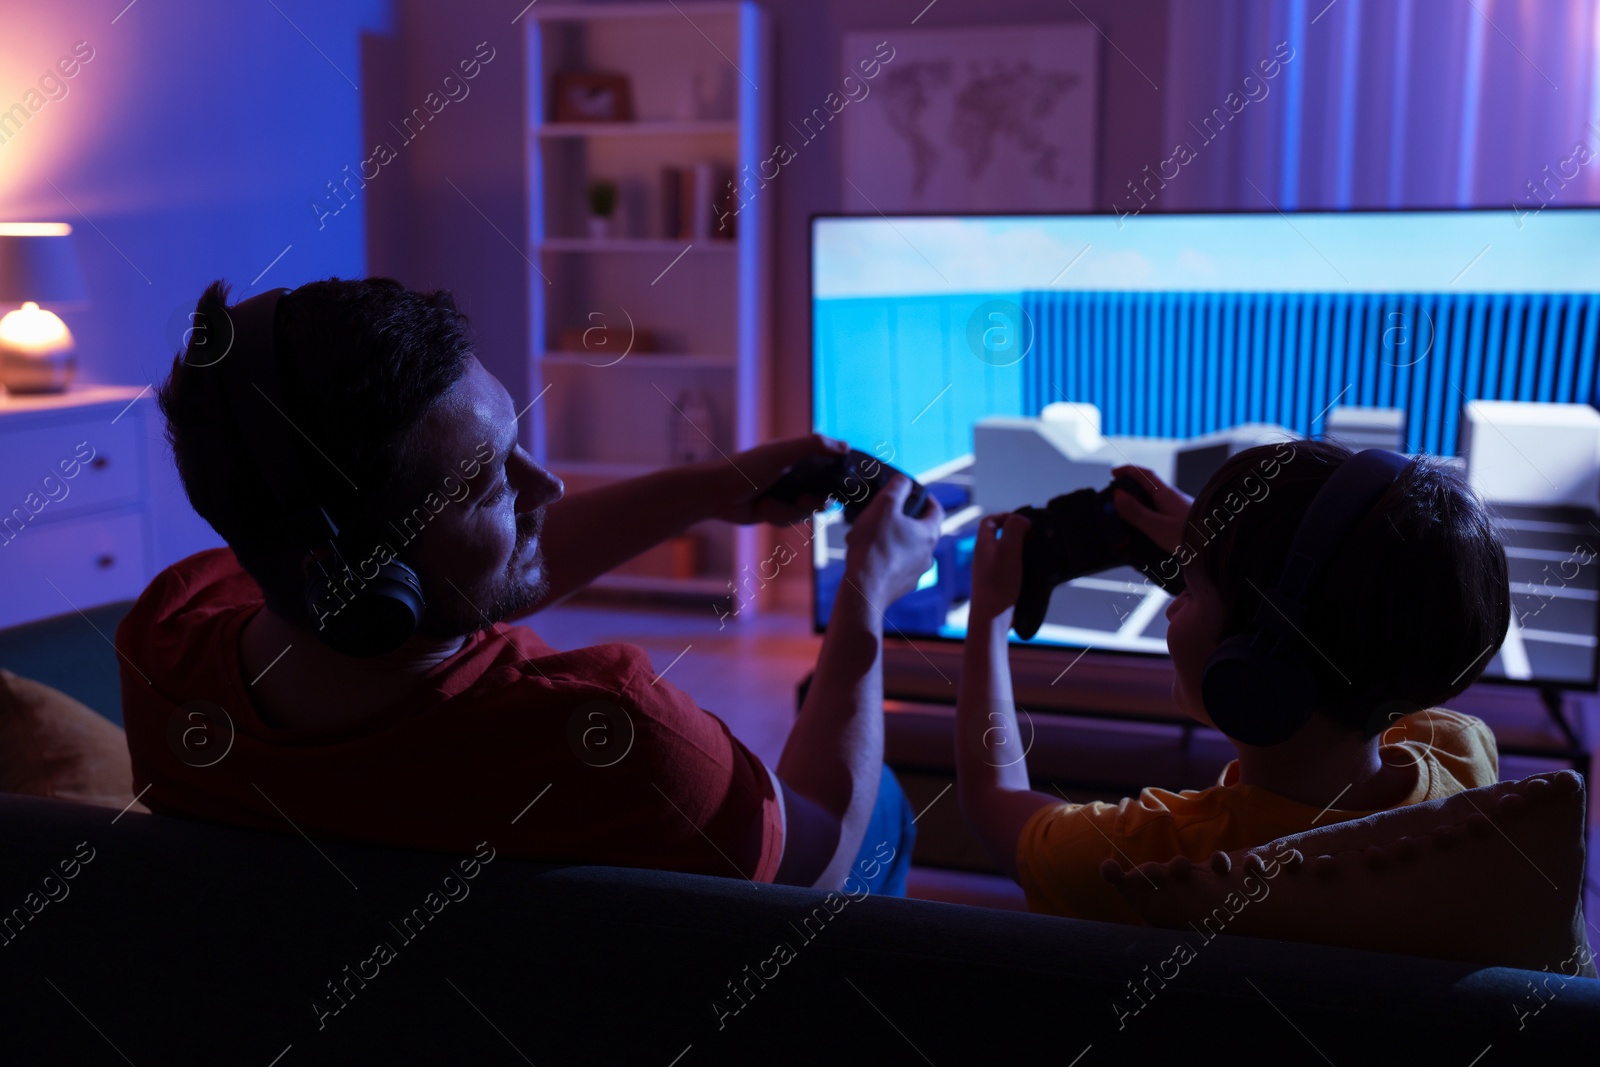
[95,554,116,569]
[90,455,111,471]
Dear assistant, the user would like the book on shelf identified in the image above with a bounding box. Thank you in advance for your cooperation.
[660,166,683,241]
[659,163,736,241]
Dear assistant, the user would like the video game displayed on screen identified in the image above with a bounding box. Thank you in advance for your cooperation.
[810,210,1600,689]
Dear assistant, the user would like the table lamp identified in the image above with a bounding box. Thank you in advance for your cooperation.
[0,222,88,394]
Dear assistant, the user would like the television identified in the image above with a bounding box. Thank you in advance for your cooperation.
[809,209,1600,693]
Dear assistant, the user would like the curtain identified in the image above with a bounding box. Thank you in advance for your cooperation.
[1153,0,1600,211]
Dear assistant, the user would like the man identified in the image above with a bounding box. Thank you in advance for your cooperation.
[118,276,942,891]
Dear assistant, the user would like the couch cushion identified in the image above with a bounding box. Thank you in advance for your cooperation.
[1104,770,1595,976]
[0,668,145,811]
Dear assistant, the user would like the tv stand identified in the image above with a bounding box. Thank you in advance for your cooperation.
[880,639,1184,725]
[868,638,1593,769]
[1540,685,1583,752]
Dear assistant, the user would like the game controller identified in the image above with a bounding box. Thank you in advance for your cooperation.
[1011,475,1184,641]
[763,448,931,523]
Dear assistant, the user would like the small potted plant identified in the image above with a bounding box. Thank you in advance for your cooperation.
[587,179,618,239]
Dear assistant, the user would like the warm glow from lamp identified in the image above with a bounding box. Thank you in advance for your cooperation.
[0,301,73,353]
[0,222,85,393]
[0,222,72,237]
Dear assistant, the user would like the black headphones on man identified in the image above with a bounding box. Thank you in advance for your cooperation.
[200,286,427,658]
[1199,447,1412,747]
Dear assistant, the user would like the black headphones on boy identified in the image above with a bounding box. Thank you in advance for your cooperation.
[1199,447,1411,747]
[201,287,426,658]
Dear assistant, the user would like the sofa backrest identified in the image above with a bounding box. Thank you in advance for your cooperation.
[2,792,1596,1063]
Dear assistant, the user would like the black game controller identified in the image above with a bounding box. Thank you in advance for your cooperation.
[1011,476,1184,640]
[763,448,931,523]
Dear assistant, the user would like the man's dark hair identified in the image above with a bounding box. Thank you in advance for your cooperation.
[1184,438,1512,737]
[158,276,474,626]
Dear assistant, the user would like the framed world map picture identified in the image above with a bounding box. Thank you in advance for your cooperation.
[839,24,1100,212]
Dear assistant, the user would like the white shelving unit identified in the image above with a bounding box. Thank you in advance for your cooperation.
[526,1,770,601]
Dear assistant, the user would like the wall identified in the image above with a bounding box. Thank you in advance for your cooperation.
[0,0,392,571]
[365,1,534,436]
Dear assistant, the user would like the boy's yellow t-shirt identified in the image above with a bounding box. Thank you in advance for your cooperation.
[1015,708,1499,923]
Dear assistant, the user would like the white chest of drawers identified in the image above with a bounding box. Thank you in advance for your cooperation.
[0,385,155,628]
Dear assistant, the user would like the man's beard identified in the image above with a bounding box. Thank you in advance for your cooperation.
[418,507,549,638]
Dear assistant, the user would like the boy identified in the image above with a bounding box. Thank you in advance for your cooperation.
[954,440,1511,922]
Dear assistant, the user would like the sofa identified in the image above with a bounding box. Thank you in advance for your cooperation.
[3,602,1598,1064]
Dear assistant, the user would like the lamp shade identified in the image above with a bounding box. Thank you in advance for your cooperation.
[0,224,88,307]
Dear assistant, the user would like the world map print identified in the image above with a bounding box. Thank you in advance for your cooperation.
[884,60,1082,194]
[843,25,1099,212]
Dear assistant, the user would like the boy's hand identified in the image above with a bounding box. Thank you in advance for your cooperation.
[843,475,943,604]
[1110,465,1193,555]
[968,512,1031,625]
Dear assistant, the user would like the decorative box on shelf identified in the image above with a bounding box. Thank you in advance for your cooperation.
[0,385,155,628]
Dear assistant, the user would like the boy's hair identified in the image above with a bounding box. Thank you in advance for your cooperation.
[157,277,474,626]
[1184,438,1511,737]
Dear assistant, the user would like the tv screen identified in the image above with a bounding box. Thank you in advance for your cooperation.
[809,209,1600,691]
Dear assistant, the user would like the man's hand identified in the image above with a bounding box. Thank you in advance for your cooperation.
[712,434,850,525]
[1110,464,1193,555]
[968,512,1031,625]
[842,476,943,605]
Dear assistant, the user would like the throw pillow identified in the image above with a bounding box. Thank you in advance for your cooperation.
[0,668,147,812]
[1102,770,1595,977]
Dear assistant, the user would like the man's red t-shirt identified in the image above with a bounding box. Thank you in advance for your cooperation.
[116,549,783,881]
